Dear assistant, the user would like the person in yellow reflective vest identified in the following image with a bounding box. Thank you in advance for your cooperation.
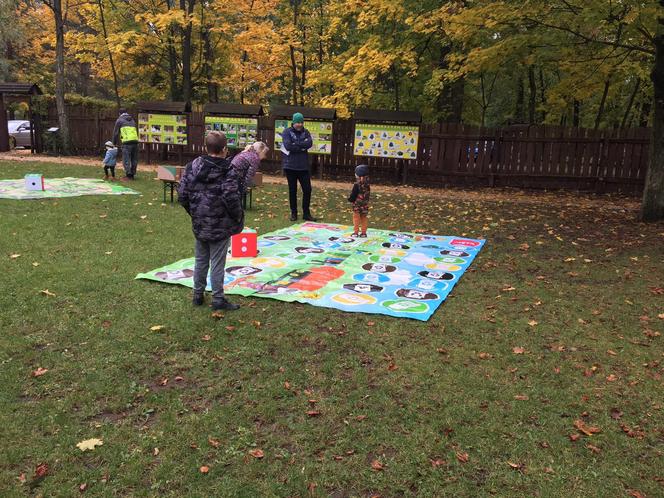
[112,109,139,181]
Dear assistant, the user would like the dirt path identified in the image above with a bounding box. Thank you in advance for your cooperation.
[0,150,641,212]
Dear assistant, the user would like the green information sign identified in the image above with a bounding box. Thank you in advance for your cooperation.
[204,116,258,149]
[275,119,333,155]
[138,113,187,145]
[353,123,419,159]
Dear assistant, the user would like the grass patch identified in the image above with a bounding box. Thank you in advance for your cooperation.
[1,160,663,497]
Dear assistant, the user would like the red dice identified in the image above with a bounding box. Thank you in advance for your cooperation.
[231,229,258,258]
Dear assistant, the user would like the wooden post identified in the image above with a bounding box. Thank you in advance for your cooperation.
[401,158,408,185]
[28,97,35,154]
[0,94,9,152]
[178,144,184,166]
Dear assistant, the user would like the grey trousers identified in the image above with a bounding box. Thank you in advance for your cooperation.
[193,237,230,303]
[122,143,139,177]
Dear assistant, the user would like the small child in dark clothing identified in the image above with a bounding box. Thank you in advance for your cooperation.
[102,141,118,180]
[348,164,370,237]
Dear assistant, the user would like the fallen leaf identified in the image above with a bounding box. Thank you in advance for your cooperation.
[387,362,398,371]
[140,215,147,220]
[32,367,48,377]
[627,490,646,498]
[18,473,26,484]
[306,410,321,417]
[367,321,375,326]
[356,415,367,421]
[252,320,261,328]
[478,352,492,359]
[76,438,103,451]
[34,462,49,478]
[586,443,601,453]
[569,433,581,442]
[99,214,107,218]
[249,449,264,459]
[456,451,469,463]
[174,376,184,381]
[79,483,88,492]
[512,347,526,354]
[514,394,529,400]
[199,466,209,474]
[201,335,211,341]
[101,320,111,329]
[211,311,224,320]
[610,408,623,420]
[544,466,554,474]
[225,326,236,332]
[284,381,291,390]
[208,438,220,448]
[574,419,601,436]
[370,459,384,471]
[528,320,538,327]
[507,461,524,471]
[430,458,446,468]
[606,374,618,382]
[159,377,168,386]
[153,447,159,456]
[32,262,40,267]
[10,253,21,259]
[40,289,56,297]
[149,325,165,332]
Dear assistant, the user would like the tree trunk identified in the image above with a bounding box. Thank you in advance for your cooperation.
[640,99,652,127]
[573,99,580,127]
[97,0,121,107]
[180,0,195,105]
[436,44,464,123]
[539,67,547,122]
[203,28,217,102]
[640,3,664,222]
[621,78,641,129]
[594,79,611,129]
[528,65,536,123]
[515,75,525,123]
[52,0,70,151]
[300,24,306,106]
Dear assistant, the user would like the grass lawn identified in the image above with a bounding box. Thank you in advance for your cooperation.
[1,160,663,497]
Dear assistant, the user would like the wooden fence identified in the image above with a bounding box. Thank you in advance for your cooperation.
[49,105,650,194]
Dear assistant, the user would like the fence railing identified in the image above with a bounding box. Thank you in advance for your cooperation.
[49,105,650,194]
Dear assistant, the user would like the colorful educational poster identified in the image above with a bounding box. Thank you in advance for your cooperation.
[204,116,258,149]
[136,223,485,321]
[353,123,419,159]
[275,119,333,155]
[0,177,139,200]
[138,113,188,145]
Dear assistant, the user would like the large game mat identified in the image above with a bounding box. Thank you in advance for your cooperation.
[0,177,139,200]
[136,222,485,321]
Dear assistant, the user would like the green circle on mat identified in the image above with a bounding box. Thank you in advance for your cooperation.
[381,300,429,314]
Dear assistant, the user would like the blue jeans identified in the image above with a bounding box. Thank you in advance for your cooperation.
[193,237,230,304]
[122,143,138,177]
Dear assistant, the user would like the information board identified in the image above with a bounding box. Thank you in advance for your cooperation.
[204,116,258,149]
[275,120,333,155]
[138,113,188,145]
[353,123,419,159]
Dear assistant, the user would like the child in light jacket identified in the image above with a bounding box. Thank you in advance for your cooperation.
[348,164,370,237]
[102,141,118,180]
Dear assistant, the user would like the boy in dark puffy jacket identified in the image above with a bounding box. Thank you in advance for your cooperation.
[178,131,244,311]
[348,164,370,237]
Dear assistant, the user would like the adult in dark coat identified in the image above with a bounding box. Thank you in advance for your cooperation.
[178,131,244,311]
[281,112,317,221]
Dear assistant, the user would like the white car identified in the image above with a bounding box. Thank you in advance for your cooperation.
[8,120,32,148]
